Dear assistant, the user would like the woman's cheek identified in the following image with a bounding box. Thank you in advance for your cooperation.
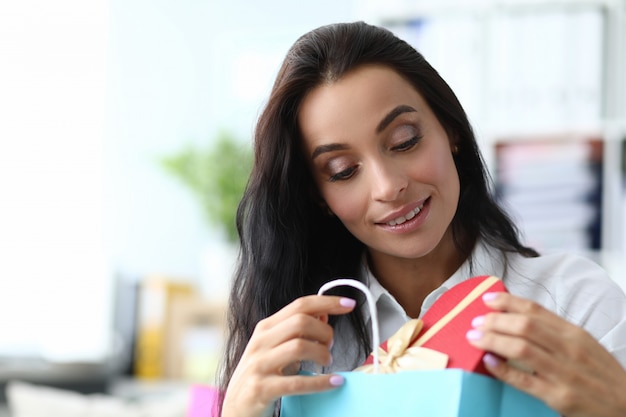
[324,184,367,224]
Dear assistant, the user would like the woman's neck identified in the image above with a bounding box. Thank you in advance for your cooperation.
[367,231,468,318]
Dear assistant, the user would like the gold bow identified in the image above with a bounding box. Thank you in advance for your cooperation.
[354,319,448,374]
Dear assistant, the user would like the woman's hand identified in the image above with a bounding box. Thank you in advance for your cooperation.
[466,292,626,417]
[221,295,356,417]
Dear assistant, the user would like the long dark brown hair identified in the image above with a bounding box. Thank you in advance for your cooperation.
[218,21,537,413]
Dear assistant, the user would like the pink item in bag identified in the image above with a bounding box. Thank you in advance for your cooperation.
[187,385,219,417]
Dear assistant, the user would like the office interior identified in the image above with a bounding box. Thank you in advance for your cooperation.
[0,0,625,415]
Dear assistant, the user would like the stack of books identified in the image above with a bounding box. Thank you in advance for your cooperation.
[495,136,603,252]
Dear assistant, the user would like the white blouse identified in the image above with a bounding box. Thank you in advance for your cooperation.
[329,240,626,371]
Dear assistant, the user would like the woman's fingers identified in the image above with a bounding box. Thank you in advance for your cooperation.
[243,295,356,369]
[224,371,346,417]
[248,296,355,353]
[267,373,346,398]
[482,292,569,329]
[468,292,626,416]
[260,337,334,375]
[237,338,340,410]
[263,295,357,326]
[477,293,614,370]
[222,295,355,417]
[253,312,334,351]
[468,325,555,374]
[467,293,562,374]
[482,346,626,417]
[480,353,554,400]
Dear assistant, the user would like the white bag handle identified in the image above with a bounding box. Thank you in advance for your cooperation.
[318,278,380,374]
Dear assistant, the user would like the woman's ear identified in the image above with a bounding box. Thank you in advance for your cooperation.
[321,202,335,217]
[447,130,460,155]
[317,198,335,217]
[310,187,334,216]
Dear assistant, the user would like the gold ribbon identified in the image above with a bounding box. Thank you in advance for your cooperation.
[354,319,448,374]
[413,276,499,346]
[354,276,501,374]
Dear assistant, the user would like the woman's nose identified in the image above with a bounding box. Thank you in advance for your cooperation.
[369,161,408,202]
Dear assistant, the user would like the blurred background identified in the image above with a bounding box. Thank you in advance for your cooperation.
[0,0,625,415]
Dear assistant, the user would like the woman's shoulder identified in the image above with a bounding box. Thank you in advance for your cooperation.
[476,240,615,288]
[510,249,609,278]
[504,248,622,297]
[504,249,626,337]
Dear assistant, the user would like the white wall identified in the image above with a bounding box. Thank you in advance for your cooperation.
[0,0,358,362]
[104,0,358,293]
[0,0,111,361]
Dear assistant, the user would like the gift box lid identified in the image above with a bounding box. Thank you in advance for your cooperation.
[363,275,506,375]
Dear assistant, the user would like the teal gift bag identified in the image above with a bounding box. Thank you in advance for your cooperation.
[281,369,556,417]
[280,279,557,417]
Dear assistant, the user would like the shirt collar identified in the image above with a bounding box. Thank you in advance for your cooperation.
[360,239,505,324]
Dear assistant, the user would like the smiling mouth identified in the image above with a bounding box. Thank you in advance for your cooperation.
[385,200,427,226]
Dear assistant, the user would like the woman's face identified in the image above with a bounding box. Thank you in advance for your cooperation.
[299,65,460,262]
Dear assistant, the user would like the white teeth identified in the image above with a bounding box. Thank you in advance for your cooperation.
[387,205,423,226]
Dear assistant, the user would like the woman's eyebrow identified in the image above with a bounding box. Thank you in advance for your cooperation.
[311,143,349,160]
[376,105,417,134]
[310,105,417,160]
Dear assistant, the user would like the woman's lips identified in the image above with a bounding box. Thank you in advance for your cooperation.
[385,203,423,226]
[377,198,429,226]
[376,197,431,232]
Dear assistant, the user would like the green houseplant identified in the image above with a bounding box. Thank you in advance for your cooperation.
[161,131,253,243]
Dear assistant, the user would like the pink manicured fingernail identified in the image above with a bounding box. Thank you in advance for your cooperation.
[482,292,499,302]
[483,353,502,368]
[471,315,485,327]
[340,298,356,308]
[329,375,344,386]
[466,329,483,341]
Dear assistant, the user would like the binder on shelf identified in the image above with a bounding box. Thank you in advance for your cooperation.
[495,135,603,252]
[133,276,196,380]
[166,296,227,382]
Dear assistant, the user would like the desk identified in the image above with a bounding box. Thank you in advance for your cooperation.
[3,378,191,417]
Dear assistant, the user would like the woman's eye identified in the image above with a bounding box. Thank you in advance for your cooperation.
[329,166,357,182]
[391,136,421,152]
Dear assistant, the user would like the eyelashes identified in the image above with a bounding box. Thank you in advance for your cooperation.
[329,166,357,182]
[327,135,422,182]
[391,135,421,152]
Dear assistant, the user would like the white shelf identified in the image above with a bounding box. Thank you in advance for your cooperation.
[358,0,626,280]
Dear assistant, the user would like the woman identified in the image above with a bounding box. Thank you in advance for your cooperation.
[218,21,626,417]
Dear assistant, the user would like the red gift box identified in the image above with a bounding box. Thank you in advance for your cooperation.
[361,275,507,376]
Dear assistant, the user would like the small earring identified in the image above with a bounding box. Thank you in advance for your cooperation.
[452,145,459,155]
